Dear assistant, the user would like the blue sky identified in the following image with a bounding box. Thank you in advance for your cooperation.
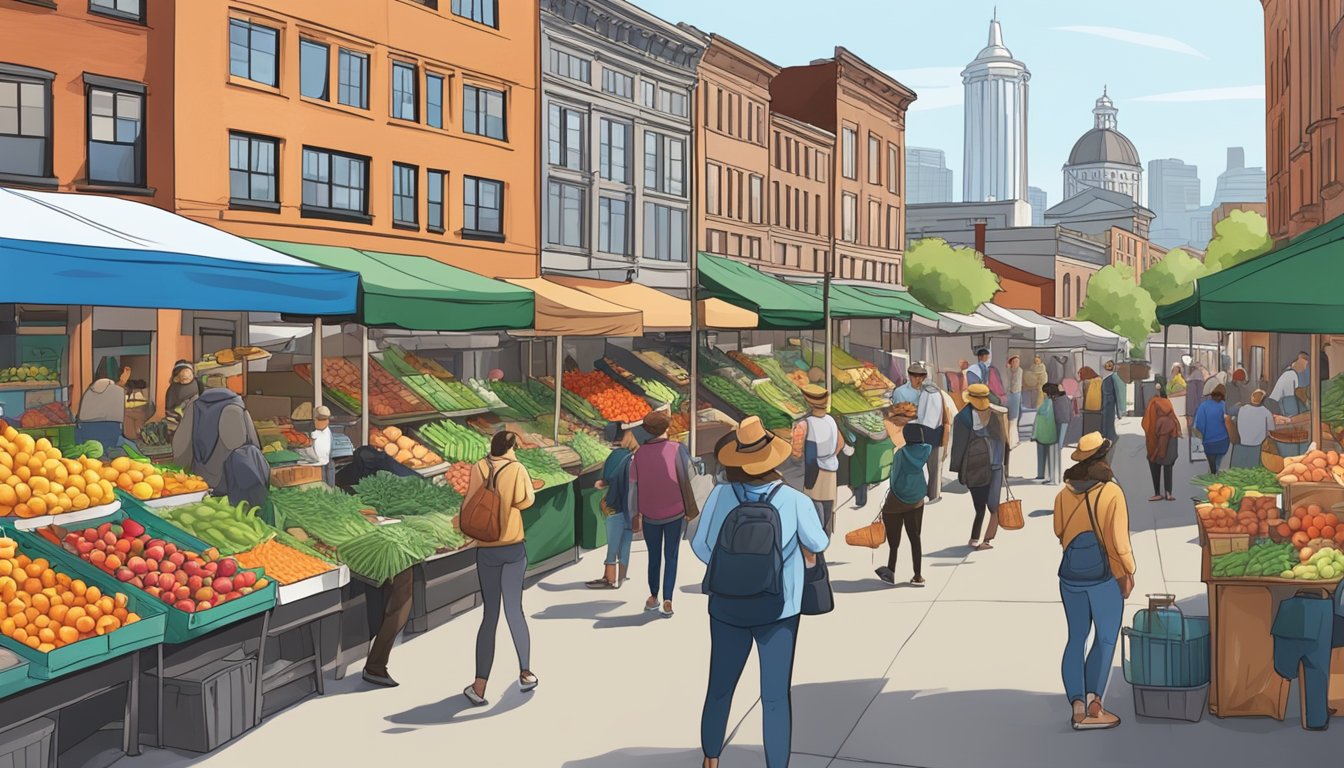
[636,0,1266,209]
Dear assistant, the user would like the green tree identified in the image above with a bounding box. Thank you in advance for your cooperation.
[1203,209,1272,274]
[1140,247,1206,308]
[1077,264,1156,354]
[903,237,1000,313]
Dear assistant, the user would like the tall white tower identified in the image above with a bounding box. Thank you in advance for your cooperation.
[961,12,1031,203]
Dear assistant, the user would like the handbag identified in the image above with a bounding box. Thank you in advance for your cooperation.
[845,521,886,548]
[998,482,1024,530]
[800,553,834,616]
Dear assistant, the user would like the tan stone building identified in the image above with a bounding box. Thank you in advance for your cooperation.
[771,48,915,285]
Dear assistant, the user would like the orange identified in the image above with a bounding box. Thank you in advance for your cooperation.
[74,615,94,634]
[57,625,78,645]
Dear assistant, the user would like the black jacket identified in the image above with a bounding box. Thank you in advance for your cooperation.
[950,405,1010,486]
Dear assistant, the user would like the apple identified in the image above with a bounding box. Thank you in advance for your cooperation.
[173,600,195,613]
[129,539,145,556]
[145,586,161,598]
[239,587,253,595]
[127,556,147,575]
[161,591,175,604]
[194,587,214,602]
[121,518,145,538]
[96,522,112,538]
[163,543,177,557]
[174,585,190,600]
[145,545,165,562]
[102,531,117,547]
[197,601,212,611]
[75,541,94,555]
[168,552,185,567]
[226,591,242,601]
[217,559,238,578]
[116,567,134,582]
[187,575,203,592]
[212,577,234,595]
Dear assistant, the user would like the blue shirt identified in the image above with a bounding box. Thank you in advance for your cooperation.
[692,480,830,621]
[892,383,920,405]
[600,447,633,517]
[1194,400,1229,446]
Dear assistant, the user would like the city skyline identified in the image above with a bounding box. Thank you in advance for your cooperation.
[633,0,1266,208]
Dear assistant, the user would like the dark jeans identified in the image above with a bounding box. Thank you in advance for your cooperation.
[1207,454,1225,474]
[852,483,868,508]
[701,614,799,767]
[475,542,531,680]
[1149,462,1174,496]
[644,518,683,602]
[365,568,414,676]
[968,468,1003,541]
[883,507,924,575]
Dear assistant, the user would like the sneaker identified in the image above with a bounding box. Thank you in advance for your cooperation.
[1072,700,1120,731]
[910,575,926,586]
[659,601,674,617]
[874,567,895,584]
[362,669,399,688]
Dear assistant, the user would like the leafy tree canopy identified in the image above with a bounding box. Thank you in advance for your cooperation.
[903,238,1000,314]
[1203,209,1272,274]
[1140,247,1206,308]
[1077,264,1156,354]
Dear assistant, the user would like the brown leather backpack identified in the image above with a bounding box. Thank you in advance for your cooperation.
[460,460,510,542]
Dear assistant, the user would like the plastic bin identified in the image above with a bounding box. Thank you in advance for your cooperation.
[1132,683,1208,722]
[1122,595,1211,689]
[0,717,54,768]
[157,654,258,753]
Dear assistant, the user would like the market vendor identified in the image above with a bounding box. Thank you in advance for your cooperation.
[75,376,133,455]
[1267,353,1310,416]
[163,359,202,435]
[1231,389,1275,469]
[310,405,334,486]
[172,388,270,509]
[1100,361,1126,442]
[966,348,1006,405]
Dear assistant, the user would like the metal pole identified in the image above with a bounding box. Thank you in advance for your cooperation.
[553,335,563,443]
[360,326,370,445]
[688,77,700,458]
[312,317,323,410]
[1311,333,1322,448]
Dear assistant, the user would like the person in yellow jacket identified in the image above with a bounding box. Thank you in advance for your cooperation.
[1052,432,1135,731]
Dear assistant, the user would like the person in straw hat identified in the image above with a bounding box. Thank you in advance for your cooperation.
[1052,431,1135,731]
[950,383,1010,550]
[1231,388,1275,469]
[693,416,829,768]
[791,384,851,528]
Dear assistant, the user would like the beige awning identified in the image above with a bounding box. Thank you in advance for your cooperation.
[505,277,643,336]
[543,275,757,331]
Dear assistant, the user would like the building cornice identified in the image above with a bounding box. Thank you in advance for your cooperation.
[542,0,704,74]
[834,47,917,115]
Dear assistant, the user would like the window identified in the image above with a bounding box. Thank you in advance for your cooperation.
[87,83,143,186]
[868,134,880,184]
[463,176,503,239]
[0,66,53,181]
[300,40,330,100]
[772,181,779,225]
[426,73,444,129]
[550,49,590,84]
[642,81,656,109]
[547,180,584,248]
[392,62,418,122]
[338,49,369,109]
[451,0,497,28]
[301,147,369,219]
[90,0,143,22]
[599,196,631,255]
[842,193,857,242]
[602,69,633,101]
[464,84,506,140]
[658,88,688,117]
[704,164,725,215]
[643,132,684,196]
[842,126,857,179]
[749,174,763,224]
[1063,275,1072,316]
[393,163,418,228]
[599,118,630,183]
[548,103,585,170]
[707,229,726,254]
[643,202,685,261]
[427,169,445,232]
[868,199,881,245]
[888,144,900,194]
[886,205,900,250]
[229,19,278,87]
[748,237,761,261]
[408,0,438,7]
[228,132,277,208]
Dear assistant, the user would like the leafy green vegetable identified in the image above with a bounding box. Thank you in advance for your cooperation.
[354,471,463,517]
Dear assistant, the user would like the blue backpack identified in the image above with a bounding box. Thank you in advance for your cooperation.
[702,483,786,628]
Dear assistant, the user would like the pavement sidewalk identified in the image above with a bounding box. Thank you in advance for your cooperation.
[116,418,1338,768]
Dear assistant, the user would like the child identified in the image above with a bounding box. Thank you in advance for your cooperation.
[877,423,932,586]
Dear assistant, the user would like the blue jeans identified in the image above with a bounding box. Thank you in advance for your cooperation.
[603,514,633,566]
[702,614,799,766]
[1060,577,1123,704]
[643,518,683,602]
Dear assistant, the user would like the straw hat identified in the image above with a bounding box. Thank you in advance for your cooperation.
[1251,389,1266,405]
[964,383,992,411]
[1072,432,1112,462]
[717,416,792,475]
[313,405,332,420]
[801,383,830,407]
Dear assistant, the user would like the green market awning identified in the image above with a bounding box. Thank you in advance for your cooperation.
[697,253,824,329]
[789,282,900,319]
[1157,215,1344,332]
[843,284,942,322]
[256,240,533,331]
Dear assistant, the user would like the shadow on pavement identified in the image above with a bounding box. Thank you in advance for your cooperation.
[1028,508,1053,518]
[383,687,533,729]
[531,599,624,621]
[536,580,602,593]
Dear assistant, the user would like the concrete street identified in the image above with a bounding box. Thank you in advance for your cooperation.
[116,417,1340,768]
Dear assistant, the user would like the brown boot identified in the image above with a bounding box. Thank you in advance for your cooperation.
[585,564,618,589]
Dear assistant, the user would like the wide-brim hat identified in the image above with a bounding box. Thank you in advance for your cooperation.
[1072,432,1112,462]
[801,383,830,406]
[965,383,991,410]
[717,416,792,475]
[908,362,928,377]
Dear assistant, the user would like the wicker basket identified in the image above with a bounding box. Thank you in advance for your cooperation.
[845,521,885,549]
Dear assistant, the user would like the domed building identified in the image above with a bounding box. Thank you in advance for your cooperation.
[1062,89,1143,205]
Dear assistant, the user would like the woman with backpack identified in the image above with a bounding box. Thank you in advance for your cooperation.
[950,384,1010,550]
[1141,383,1181,501]
[587,423,640,589]
[1053,432,1135,731]
[1033,383,1060,484]
[876,423,931,586]
[693,416,829,768]
[463,430,542,707]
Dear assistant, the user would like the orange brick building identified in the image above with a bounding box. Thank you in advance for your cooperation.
[769,112,833,276]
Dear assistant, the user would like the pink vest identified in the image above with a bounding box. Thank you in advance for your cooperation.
[632,439,685,522]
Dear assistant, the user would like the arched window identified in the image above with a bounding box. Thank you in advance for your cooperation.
[1076,275,1083,312]
[1063,273,1072,316]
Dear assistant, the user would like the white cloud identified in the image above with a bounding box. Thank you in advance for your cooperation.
[1134,85,1265,103]
[1053,25,1207,59]
[886,66,964,112]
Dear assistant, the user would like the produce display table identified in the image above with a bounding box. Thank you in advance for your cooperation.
[257,587,343,722]
[525,483,578,573]
[148,614,266,749]
[0,651,141,759]
[406,546,480,635]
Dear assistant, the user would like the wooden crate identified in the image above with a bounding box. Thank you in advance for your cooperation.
[271,464,322,488]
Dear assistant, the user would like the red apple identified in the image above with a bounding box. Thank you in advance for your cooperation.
[168,552,185,566]
[127,556,147,574]
[121,518,145,538]
[174,585,190,600]
[144,545,165,562]
[212,577,234,595]
[197,601,212,611]
[217,559,238,578]
[75,540,94,555]
[226,591,242,601]
[173,600,196,613]
[116,567,134,582]
[194,587,214,602]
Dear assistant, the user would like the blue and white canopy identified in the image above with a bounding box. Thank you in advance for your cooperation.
[0,188,358,315]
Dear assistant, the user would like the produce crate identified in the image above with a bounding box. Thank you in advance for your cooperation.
[0,649,29,698]
[142,490,209,509]
[577,487,608,551]
[276,564,350,606]
[271,465,323,488]
[43,501,277,644]
[156,653,258,753]
[16,424,74,450]
[0,530,167,679]
[405,547,479,636]
[1206,532,1252,556]
[0,717,54,768]
[1131,683,1207,722]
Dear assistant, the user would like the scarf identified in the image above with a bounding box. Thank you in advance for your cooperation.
[1142,397,1180,462]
